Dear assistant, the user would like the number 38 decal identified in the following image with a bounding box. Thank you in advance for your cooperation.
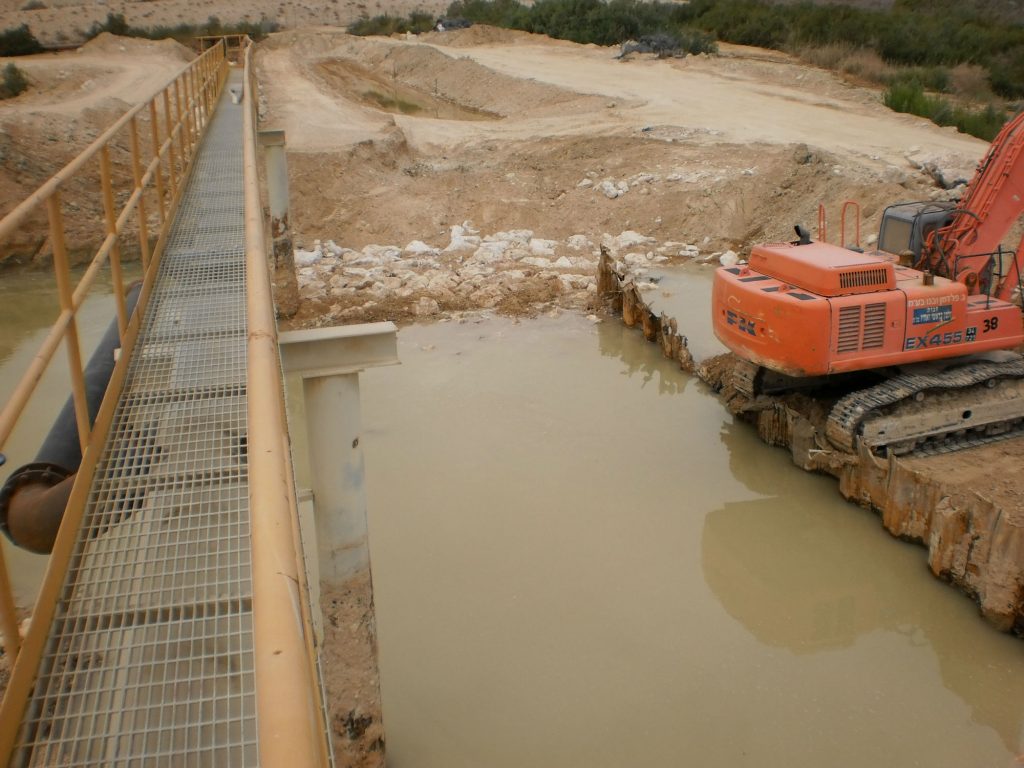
[984,317,1000,333]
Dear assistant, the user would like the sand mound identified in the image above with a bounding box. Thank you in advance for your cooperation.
[79,33,193,63]
[420,24,537,47]
[309,36,609,118]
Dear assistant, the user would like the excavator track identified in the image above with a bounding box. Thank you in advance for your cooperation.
[825,358,1024,455]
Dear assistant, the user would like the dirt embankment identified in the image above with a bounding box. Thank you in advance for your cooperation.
[0,34,195,266]
[257,29,969,328]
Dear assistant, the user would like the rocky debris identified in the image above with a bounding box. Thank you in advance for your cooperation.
[617,33,689,60]
[598,180,627,199]
[904,147,976,190]
[290,227,723,326]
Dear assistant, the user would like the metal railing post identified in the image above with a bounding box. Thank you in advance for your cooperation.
[99,147,128,338]
[129,116,152,272]
[163,88,179,200]
[0,545,19,660]
[46,192,90,454]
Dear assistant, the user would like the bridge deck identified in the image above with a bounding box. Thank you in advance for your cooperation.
[10,70,259,767]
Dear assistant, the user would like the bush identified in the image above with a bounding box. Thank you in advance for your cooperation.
[88,12,129,39]
[348,12,436,36]
[0,24,42,56]
[0,62,28,99]
[884,79,1007,141]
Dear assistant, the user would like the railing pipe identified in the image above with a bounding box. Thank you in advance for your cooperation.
[45,194,90,455]
[129,117,153,272]
[99,147,128,339]
[242,42,331,768]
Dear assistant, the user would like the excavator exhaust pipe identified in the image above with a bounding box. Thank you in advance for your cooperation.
[0,282,142,554]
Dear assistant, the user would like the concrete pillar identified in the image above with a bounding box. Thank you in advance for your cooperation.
[258,128,299,319]
[302,373,368,579]
[279,323,399,585]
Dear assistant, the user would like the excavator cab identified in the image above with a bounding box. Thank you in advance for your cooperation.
[877,202,956,262]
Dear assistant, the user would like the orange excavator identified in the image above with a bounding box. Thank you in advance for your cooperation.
[712,111,1024,455]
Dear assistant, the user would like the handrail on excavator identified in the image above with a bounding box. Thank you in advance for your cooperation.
[0,37,228,667]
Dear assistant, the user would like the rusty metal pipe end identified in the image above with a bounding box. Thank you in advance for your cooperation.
[0,463,74,554]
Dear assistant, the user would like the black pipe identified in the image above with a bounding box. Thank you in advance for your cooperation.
[0,282,142,553]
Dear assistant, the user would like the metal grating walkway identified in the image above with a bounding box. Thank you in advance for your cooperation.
[11,71,257,767]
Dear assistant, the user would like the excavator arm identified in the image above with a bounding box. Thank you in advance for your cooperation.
[931,110,1024,301]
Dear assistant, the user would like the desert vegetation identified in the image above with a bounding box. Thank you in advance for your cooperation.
[0,23,42,56]
[0,62,26,98]
[85,12,280,44]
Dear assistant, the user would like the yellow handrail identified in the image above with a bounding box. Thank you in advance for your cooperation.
[241,40,332,768]
[0,38,228,663]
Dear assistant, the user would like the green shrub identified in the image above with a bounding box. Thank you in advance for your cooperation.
[88,12,129,39]
[884,79,1007,141]
[0,24,42,56]
[348,12,436,36]
[0,62,28,99]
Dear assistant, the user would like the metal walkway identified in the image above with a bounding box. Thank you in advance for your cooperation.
[10,71,257,766]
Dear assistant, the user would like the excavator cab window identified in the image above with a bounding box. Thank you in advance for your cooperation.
[878,202,956,260]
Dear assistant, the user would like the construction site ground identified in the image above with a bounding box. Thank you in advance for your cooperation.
[246,27,1020,506]
[0,24,1022,764]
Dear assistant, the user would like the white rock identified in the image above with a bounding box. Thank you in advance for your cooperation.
[566,234,591,250]
[553,256,574,268]
[486,229,533,246]
[521,256,553,268]
[324,240,346,258]
[599,180,624,199]
[529,238,557,256]
[719,250,740,267]
[294,247,323,266]
[586,314,600,323]
[472,241,510,263]
[415,297,440,316]
[616,231,656,250]
[865,234,878,246]
[444,224,482,252]
[616,180,629,193]
[361,244,402,262]
[577,178,594,188]
[404,240,437,255]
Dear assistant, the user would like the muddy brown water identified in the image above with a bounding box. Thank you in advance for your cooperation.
[361,313,1024,768]
[2,271,1023,765]
[1,268,137,608]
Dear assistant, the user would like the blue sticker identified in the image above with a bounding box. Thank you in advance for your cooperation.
[913,305,953,325]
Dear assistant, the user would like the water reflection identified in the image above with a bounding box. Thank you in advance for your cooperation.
[703,418,1024,752]
[596,319,690,396]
